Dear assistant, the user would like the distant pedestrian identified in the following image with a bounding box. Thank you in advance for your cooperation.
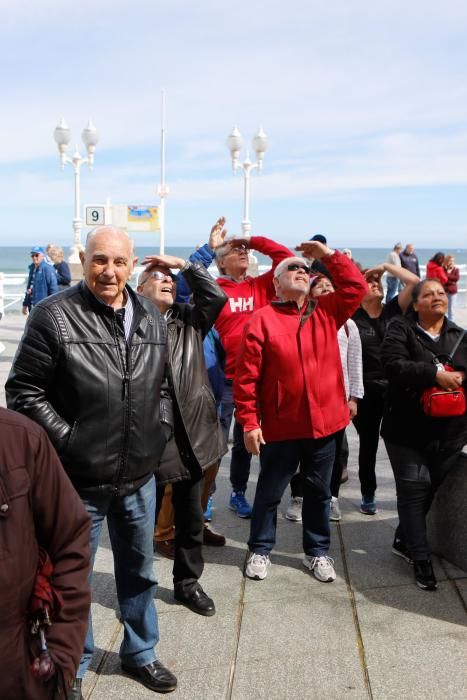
[385,243,403,302]
[443,254,460,321]
[400,243,420,277]
[22,246,58,315]
[47,245,72,289]
[426,252,448,287]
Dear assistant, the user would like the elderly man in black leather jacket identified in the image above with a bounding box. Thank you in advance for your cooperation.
[6,227,177,698]
[137,252,227,617]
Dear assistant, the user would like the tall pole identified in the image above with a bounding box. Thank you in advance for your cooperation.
[71,147,83,263]
[158,89,169,254]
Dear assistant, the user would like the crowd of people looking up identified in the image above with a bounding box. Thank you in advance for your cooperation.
[2,223,466,698]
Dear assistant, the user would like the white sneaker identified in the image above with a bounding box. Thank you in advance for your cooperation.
[285,497,303,521]
[330,497,341,522]
[303,555,336,582]
[245,552,271,580]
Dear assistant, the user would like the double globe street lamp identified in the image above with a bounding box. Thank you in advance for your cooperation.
[53,118,99,263]
[226,126,267,236]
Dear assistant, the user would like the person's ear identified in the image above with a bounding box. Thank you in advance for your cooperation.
[79,250,85,268]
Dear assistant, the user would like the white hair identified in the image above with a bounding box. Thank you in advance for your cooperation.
[273,256,310,278]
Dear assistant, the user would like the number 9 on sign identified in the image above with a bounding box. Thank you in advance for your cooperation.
[85,206,105,226]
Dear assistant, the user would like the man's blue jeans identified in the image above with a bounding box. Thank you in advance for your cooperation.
[385,276,401,302]
[248,436,336,557]
[221,380,251,493]
[77,477,159,678]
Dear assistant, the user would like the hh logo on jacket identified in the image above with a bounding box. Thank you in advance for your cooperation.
[229,297,254,313]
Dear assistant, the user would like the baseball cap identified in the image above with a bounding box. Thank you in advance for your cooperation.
[309,234,327,244]
[30,246,45,255]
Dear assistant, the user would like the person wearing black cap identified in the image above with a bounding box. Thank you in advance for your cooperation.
[22,246,58,315]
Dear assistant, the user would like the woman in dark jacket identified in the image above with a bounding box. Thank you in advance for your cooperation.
[381,279,467,591]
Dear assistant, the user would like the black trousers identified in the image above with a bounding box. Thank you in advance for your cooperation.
[352,381,386,497]
[290,430,348,499]
[384,441,460,560]
[156,477,204,595]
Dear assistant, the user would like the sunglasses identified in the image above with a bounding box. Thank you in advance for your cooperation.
[287,263,311,274]
[31,253,41,258]
[146,270,177,282]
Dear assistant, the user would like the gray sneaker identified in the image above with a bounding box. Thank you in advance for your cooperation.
[285,496,303,521]
[303,555,336,582]
[330,496,341,521]
[245,552,271,580]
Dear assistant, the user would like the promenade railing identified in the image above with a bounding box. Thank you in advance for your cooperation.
[1,265,467,317]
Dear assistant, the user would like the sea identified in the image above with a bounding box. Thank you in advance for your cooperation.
[2,245,467,315]
[2,245,467,274]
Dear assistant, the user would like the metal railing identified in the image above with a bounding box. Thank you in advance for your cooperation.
[1,265,466,317]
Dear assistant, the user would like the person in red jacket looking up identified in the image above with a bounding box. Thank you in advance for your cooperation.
[234,241,367,583]
[209,222,293,518]
[426,252,448,287]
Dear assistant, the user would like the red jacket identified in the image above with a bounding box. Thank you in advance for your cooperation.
[215,236,293,378]
[234,252,367,441]
[426,261,448,286]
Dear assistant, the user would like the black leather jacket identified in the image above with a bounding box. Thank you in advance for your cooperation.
[156,263,228,485]
[6,282,171,492]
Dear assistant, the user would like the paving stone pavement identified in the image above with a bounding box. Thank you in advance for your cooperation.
[1,312,467,700]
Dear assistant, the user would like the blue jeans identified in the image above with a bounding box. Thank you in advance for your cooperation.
[221,380,252,493]
[248,436,336,557]
[386,276,401,302]
[77,477,159,677]
[447,293,456,321]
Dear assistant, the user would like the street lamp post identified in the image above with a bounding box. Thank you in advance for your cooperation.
[53,118,98,263]
[226,126,267,236]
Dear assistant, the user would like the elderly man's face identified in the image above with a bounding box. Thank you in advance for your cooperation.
[137,267,176,313]
[80,228,134,308]
[274,262,311,300]
[219,244,249,277]
[31,252,44,268]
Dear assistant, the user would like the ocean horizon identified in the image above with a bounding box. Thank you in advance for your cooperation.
[2,245,467,274]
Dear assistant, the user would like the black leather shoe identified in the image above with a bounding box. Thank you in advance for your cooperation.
[174,585,216,616]
[121,660,177,693]
[414,560,438,591]
[67,678,84,700]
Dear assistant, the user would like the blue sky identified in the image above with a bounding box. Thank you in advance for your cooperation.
[1,0,467,250]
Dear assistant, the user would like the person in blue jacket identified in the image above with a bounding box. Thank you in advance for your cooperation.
[22,246,58,315]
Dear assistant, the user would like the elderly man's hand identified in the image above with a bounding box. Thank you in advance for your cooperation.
[209,217,228,250]
[141,254,186,270]
[243,428,265,456]
[295,241,334,260]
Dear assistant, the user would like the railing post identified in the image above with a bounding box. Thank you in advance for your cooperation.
[0,272,4,319]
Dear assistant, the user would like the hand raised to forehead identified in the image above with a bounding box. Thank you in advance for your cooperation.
[141,253,186,271]
[364,265,385,281]
[295,241,333,260]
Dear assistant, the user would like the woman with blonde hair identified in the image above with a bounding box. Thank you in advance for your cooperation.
[443,254,459,321]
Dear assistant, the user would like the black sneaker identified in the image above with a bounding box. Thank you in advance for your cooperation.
[414,560,438,591]
[392,537,413,565]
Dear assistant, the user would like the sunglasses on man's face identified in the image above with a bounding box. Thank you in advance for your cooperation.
[147,270,177,282]
[286,263,311,274]
[31,253,40,258]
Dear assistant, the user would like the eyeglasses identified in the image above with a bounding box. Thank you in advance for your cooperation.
[286,263,311,274]
[228,244,249,254]
[145,270,177,282]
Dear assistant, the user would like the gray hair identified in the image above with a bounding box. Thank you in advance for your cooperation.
[273,256,310,278]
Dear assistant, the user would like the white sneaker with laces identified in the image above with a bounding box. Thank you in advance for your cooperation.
[330,496,341,522]
[303,555,336,582]
[285,496,303,521]
[245,552,271,580]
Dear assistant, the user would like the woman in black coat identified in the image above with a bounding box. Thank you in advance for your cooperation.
[381,279,467,591]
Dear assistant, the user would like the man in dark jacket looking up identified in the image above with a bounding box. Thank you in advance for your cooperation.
[137,252,227,616]
[6,226,177,697]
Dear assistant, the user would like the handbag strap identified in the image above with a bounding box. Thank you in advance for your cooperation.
[416,328,465,364]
